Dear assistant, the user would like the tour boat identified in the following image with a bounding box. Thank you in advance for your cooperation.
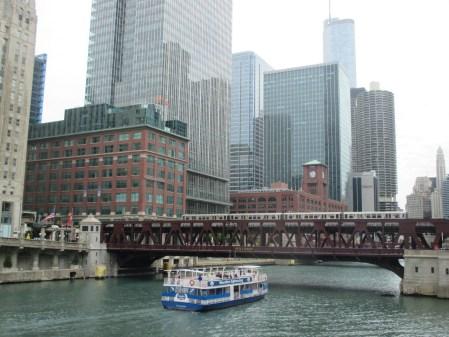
[161,265,268,311]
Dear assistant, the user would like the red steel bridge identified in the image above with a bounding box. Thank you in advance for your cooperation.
[102,218,449,277]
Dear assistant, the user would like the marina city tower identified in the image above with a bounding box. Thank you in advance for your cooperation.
[85,0,232,213]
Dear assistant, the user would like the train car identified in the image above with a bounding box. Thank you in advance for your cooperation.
[183,211,407,222]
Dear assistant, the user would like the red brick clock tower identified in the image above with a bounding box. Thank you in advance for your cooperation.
[302,160,328,199]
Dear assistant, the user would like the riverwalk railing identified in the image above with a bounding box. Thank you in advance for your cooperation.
[0,237,88,251]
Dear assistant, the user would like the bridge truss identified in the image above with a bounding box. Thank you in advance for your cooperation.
[102,219,449,277]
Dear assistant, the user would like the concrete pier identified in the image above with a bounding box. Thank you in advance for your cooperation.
[402,249,449,298]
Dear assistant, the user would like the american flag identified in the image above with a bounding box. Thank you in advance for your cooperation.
[42,210,55,222]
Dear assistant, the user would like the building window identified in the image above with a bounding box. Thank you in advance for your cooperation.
[116,193,127,202]
[101,207,111,215]
[102,169,113,177]
[116,180,127,189]
[104,135,114,142]
[87,182,98,190]
[103,157,113,165]
[132,132,142,140]
[132,167,140,176]
[78,138,87,145]
[131,192,139,202]
[77,148,86,156]
[156,195,163,204]
[102,181,112,189]
[87,194,97,203]
[62,172,72,180]
[89,158,99,166]
[117,155,128,164]
[119,144,129,152]
[415,266,419,273]
[91,136,100,144]
[431,267,435,274]
[101,194,112,202]
[75,159,85,167]
[91,147,99,154]
[116,168,128,176]
[119,133,129,141]
[104,145,114,153]
[116,206,126,215]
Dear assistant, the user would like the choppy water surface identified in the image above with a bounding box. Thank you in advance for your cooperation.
[1,264,449,337]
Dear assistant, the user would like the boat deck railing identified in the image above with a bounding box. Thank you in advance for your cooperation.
[163,272,267,288]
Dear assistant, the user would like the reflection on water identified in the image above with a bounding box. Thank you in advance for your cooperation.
[1,264,448,337]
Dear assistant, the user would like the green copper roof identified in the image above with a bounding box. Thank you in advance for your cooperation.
[303,160,324,166]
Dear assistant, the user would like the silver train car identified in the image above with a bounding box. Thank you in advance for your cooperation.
[182,212,407,221]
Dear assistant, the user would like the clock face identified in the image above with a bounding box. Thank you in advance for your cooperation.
[309,170,316,178]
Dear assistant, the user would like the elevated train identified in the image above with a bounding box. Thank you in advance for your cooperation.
[182,211,407,222]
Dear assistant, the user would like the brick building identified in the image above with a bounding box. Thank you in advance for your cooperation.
[24,104,188,222]
[230,161,346,213]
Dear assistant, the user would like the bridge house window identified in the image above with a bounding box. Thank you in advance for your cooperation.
[431,267,435,274]
[415,266,419,273]
[446,268,449,275]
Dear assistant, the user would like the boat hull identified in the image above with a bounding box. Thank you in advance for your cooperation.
[161,294,265,312]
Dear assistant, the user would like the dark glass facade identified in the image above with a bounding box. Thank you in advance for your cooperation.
[85,0,232,213]
[230,52,272,192]
[264,64,351,201]
[29,53,47,124]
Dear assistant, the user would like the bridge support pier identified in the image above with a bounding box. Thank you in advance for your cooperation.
[0,251,4,272]
[31,251,40,271]
[10,249,18,272]
[402,249,449,298]
[52,253,59,270]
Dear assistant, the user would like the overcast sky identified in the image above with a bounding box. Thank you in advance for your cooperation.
[34,0,449,208]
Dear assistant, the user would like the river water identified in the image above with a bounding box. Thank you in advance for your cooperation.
[1,263,448,337]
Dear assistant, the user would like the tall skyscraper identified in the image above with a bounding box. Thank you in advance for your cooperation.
[0,0,37,236]
[230,52,272,192]
[406,177,433,219]
[85,0,232,213]
[436,147,446,191]
[351,83,398,211]
[264,64,351,201]
[29,53,47,124]
[431,147,446,218]
[323,18,357,87]
[441,177,449,219]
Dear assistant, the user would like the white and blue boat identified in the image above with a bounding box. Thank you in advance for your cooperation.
[161,265,268,311]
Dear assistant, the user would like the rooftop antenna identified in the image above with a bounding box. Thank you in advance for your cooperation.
[328,0,332,22]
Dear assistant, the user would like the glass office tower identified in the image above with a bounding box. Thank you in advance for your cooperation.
[323,18,357,88]
[264,64,351,201]
[230,52,272,192]
[85,0,232,213]
[30,53,47,124]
